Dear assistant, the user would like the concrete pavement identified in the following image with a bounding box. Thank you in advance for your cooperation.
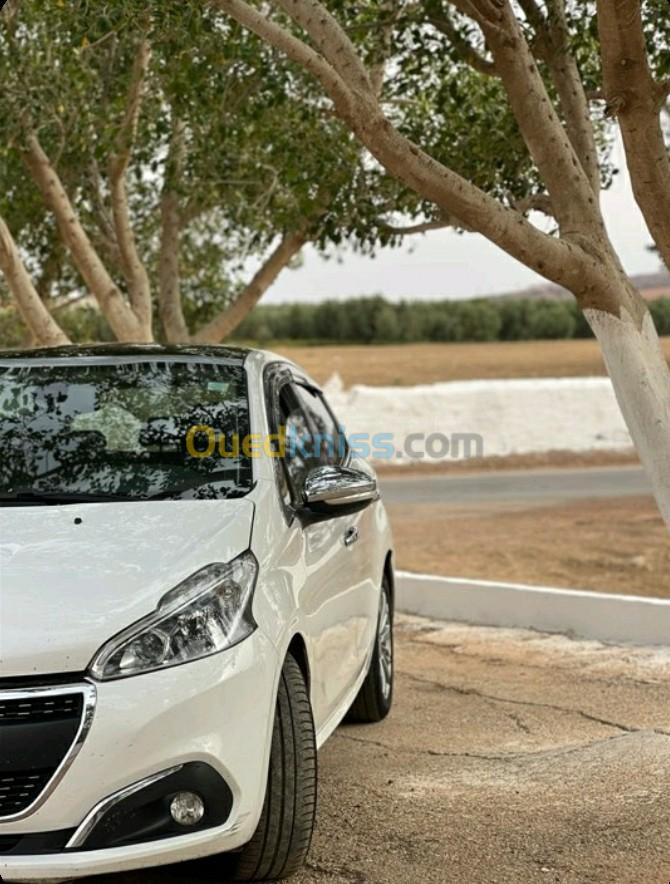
[90,616,670,884]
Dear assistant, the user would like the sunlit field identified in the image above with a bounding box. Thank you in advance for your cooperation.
[270,338,670,388]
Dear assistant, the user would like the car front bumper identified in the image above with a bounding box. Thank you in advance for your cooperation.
[0,630,279,882]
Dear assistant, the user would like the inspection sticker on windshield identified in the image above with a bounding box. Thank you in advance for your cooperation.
[208,381,230,394]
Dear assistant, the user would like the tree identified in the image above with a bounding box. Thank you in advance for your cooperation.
[1,1,585,347]
[0,2,391,344]
[1,2,342,343]
[211,0,670,529]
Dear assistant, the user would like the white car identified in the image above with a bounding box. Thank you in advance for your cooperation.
[0,345,395,882]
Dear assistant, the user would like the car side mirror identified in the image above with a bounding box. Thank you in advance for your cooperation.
[301,465,378,518]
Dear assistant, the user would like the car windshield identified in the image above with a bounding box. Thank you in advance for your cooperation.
[0,359,253,502]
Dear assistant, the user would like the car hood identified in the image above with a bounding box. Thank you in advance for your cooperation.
[0,499,254,678]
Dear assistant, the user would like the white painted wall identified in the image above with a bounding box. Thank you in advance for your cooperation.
[325,375,632,463]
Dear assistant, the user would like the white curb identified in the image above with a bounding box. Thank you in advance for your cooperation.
[396,571,670,646]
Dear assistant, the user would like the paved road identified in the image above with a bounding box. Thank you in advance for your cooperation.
[380,465,651,507]
[90,616,670,884]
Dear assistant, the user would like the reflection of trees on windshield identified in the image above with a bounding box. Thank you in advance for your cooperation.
[0,361,252,500]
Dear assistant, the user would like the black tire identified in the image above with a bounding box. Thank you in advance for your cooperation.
[347,575,394,724]
[231,654,317,881]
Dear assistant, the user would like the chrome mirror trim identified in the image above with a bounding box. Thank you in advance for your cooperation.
[0,682,97,823]
[303,465,378,508]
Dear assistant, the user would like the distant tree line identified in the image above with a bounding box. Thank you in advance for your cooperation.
[3,296,670,349]
[234,296,670,345]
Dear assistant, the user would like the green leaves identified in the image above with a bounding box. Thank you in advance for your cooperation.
[1,0,641,340]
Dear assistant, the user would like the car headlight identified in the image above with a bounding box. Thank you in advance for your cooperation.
[89,552,258,681]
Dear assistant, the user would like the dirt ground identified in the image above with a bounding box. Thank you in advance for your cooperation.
[388,495,670,598]
[88,616,670,884]
[275,338,670,388]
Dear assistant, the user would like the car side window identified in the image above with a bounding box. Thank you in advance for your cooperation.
[293,385,345,466]
[278,383,319,499]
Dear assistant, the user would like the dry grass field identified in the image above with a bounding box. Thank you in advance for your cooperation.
[388,495,670,598]
[275,337,670,387]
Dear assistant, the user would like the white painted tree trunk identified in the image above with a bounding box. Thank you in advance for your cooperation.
[586,307,670,529]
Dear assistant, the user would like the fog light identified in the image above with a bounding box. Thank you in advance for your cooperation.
[170,791,205,827]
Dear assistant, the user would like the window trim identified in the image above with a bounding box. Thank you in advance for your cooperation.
[263,363,299,522]
[263,363,351,521]
[290,377,350,467]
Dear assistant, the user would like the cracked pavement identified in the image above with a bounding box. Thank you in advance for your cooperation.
[87,616,670,884]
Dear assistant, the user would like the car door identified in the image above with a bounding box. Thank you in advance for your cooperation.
[291,381,379,697]
[270,372,378,727]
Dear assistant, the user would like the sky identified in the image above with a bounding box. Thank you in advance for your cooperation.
[264,135,662,305]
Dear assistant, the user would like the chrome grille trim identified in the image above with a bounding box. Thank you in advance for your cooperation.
[0,682,97,823]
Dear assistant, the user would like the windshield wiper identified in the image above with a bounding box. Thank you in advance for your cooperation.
[0,488,134,505]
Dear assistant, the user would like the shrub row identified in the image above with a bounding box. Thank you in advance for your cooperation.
[235,296,670,344]
[236,296,579,344]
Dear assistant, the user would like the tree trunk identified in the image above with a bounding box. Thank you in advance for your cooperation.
[158,118,190,344]
[109,172,153,336]
[597,0,670,271]
[0,217,71,347]
[193,230,308,344]
[22,135,152,343]
[158,189,190,343]
[108,38,154,337]
[585,290,670,529]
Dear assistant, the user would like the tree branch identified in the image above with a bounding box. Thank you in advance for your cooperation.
[537,0,600,192]
[381,219,456,235]
[0,216,70,346]
[1,0,21,26]
[193,228,310,344]
[109,39,152,178]
[88,159,123,268]
[369,1,407,97]
[273,0,374,94]
[215,0,608,299]
[108,37,153,332]
[36,237,64,304]
[511,193,555,217]
[22,133,149,342]
[515,0,546,33]
[464,0,602,236]
[597,0,670,270]
[448,0,507,37]
[212,0,356,121]
[428,11,496,76]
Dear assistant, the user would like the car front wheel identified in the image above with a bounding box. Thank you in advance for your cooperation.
[347,575,394,723]
[231,653,317,881]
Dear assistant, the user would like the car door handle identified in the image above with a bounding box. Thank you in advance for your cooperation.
[344,526,359,547]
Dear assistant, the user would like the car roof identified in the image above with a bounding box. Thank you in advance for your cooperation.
[0,343,321,387]
[0,343,253,363]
